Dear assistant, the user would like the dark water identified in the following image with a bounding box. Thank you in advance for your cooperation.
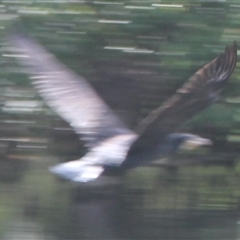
[0,155,239,240]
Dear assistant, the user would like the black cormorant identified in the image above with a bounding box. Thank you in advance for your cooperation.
[9,33,237,182]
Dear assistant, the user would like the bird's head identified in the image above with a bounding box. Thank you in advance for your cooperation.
[166,133,212,152]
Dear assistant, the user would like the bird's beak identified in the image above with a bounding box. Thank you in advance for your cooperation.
[180,137,212,150]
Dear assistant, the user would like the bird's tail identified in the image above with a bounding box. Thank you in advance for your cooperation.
[49,160,105,183]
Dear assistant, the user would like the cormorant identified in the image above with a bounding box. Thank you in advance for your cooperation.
[9,33,237,182]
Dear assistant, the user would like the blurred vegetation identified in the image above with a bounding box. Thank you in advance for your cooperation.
[0,0,239,238]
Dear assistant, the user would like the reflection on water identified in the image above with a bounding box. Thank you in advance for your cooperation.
[0,154,239,240]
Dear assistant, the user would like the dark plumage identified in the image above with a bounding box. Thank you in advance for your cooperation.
[9,33,237,182]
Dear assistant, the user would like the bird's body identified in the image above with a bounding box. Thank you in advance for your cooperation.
[9,32,237,182]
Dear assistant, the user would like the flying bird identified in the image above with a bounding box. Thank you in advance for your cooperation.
[9,33,237,182]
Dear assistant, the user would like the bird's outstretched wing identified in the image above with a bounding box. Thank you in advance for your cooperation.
[9,32,135,148]
[136,42,237,139]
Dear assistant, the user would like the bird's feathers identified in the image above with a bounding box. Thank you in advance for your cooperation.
[9,33,135,148]
[50,133,137,182]
[8,32,237,182]
[135,42,237,140]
